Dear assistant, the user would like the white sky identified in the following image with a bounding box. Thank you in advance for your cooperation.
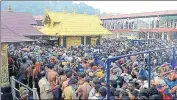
[73,1,177,14]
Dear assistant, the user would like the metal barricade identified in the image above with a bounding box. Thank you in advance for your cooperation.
[106,47,177,99]
[10,76,39,100]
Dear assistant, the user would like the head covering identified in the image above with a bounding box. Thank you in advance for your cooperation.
[19,87,29,97]
[92,66,98,72]
[67,57,73,62]
[95,71,103,78]
[39,71,46,78]
[143,81,148,88]
[8,58,14,63]
[53,52,57,56]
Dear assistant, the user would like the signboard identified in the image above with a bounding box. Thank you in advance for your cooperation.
[1,44,9,87]
[91,38,98,45]
[66,37,81,48]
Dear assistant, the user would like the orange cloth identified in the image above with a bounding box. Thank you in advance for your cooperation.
[92,66,97,72]
[50,57,57,64]
[35,62,41,73]
[169,71,176,81]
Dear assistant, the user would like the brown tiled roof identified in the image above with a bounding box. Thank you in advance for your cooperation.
[109,29,133,32]
[101,10,177,19]
[140,28,177,32]
[1,11,37,25]
[109,28,177,33]
[1,11,45,36]
[1,23,34,43]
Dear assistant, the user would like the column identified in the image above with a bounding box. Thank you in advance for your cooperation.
[167,32,171,41]
[84,36,87,46]
[60,36,63,46]
[147,32,150,39]
[161,32,164,40]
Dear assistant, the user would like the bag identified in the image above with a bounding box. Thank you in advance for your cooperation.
[97,96,104,100]
[45,71,48,80]
[138,67,147,80]
[53,88,60,100]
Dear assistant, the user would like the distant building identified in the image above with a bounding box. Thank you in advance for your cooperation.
[100,10,177,41]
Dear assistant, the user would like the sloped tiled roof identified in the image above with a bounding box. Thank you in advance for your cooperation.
[1,11,37,25]
[101,10,177,19]
[1,11,45,36]
[1,23,34,43]
[40,11,112,36]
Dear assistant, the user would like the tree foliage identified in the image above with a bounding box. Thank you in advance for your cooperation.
[1,1,101,15]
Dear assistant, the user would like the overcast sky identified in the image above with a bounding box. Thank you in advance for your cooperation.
[74,1,177,14]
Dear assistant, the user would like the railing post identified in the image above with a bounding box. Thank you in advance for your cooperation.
[10,76,16,99]
[33,88,38,99]
[148,52,151,88]
[106,59,111,99]
[172,47,176,69]
[94,55,98,66]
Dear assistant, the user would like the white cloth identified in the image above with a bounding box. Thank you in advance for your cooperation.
[88,88,95,99]
[38,77,53,99]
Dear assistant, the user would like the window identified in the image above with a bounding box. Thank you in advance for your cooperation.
[152,20,154,28]
[171,20,173,28]
[126,21,128,29]
[156,20,160,28]
[164,33,167,40]
[36,20,43,26]
[112,23,115,29]
[166,20,169,27]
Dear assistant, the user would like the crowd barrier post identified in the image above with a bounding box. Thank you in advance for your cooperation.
[10,76,16,100]
[106,47,176,99]
[106,59,111,99]
[94,54,98,65]
[148,52,151,88]
[172,47,176,69]
[32,88,38,99]
[10,76,39,100]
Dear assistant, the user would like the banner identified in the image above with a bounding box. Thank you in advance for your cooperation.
[91,38,98,46]
[66,37,81,48]
[1,44,9,87]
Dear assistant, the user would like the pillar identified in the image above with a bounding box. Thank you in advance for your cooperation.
[100,35,102,44]
[60,36,63,46]
[167,32,171,41]
[147,32,150,39]
[84,36,87,46]
[161,32,164,40]
[130,32,133,40]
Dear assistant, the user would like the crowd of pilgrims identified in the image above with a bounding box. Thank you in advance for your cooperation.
[7,38,177,100]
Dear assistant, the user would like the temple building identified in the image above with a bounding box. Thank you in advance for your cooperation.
[40,9,112,48]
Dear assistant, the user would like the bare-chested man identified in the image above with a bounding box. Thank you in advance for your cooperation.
[76,74,91,100]
[47,63,59,94]
[78,73,86,85]
[61,71,72,92]
[57,68,67,88]
[33,62,41,80]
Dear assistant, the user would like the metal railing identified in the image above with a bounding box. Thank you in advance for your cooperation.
[10,76,39,100]
[105,47,177,99]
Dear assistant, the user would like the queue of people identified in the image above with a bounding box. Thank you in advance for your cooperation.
[7,38,177,100]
